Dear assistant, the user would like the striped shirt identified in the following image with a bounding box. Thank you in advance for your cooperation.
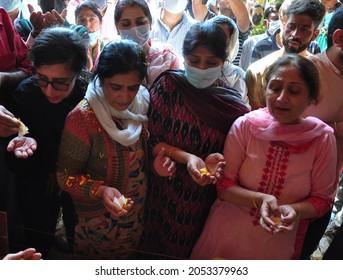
[233,22,252,67]
[150,9,196,58]
[240,32,269,71]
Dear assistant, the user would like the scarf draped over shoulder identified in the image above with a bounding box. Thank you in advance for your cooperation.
[152,70,250,134]
[246,108,334,145]
[85,78,149,147]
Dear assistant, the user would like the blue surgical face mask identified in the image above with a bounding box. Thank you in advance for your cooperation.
[164,0,188,14]
[89,30,100,46]
[268,20,281,35]
[119,24,150,47]
[0,0,21,12]
[184,63,222,89]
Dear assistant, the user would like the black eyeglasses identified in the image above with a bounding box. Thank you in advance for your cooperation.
[32,73,78,91]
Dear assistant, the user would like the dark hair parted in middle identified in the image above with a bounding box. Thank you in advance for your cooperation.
[29,26,88,73]
[114,0,152,25]
[94,39,148,82]
[75,0,103,23]
[264,54,320,104]
[182,21,228,62]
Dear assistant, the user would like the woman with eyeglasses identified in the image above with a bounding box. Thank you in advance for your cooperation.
[5,26,88,259]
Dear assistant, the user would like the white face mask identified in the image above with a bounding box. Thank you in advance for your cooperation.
[0,0,21,12]
[119,24,150,47]
[89,30,100,46]
[164,0,188,14]
[268,20,281,35]
[184,63,222,89]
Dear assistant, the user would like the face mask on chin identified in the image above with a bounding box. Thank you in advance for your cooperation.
[184,63,222,89]
[119,24,150,47]
[164,0,188,14]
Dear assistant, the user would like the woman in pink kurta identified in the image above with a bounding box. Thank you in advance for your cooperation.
[191,54,337,260]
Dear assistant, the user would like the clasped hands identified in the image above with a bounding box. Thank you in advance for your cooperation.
[28,4,67,37]
[258,194,298,234]
[100,186,134,219]
[188,153,226,186]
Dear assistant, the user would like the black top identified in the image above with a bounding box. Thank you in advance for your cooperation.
[6,76,87,181]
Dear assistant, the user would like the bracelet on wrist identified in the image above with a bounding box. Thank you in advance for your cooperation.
[252,192,259,209]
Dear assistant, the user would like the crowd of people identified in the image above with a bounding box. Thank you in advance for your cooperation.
[0,0,343,260]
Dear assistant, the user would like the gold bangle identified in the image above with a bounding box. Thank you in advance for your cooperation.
[252,192,259,209]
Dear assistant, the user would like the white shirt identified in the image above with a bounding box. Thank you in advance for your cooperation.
[150,8,196,58]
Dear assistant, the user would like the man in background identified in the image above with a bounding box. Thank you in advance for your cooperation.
[240,4,280,70]
[150,0,195,57]
[246,0,325,109]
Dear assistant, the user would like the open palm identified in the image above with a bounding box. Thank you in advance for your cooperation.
[7,136,37,158]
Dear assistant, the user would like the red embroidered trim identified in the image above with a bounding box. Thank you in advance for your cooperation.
[216,177,237,196]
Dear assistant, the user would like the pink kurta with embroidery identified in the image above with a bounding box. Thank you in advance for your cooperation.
[191,108,337,260]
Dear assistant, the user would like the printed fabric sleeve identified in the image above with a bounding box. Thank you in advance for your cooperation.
[56,104,104,200]
[147,75,170,154]
[216,177,238,196]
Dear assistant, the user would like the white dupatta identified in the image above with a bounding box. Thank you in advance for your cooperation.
[85,78,149,147]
